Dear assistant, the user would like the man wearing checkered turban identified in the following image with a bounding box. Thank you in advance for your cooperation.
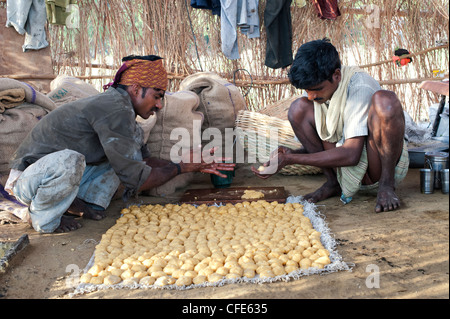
[7,54,234,233]
[104,55,168,119]
[105,55,168,92]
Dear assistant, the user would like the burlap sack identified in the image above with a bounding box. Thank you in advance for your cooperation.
[0,78,56,112]
[179,72,247,159]
[0,103,49,186]
[146,90,203,196]
[0,88,26,112]
[136,114,157,144]
[179,72,247,132]
[47,75,100,107]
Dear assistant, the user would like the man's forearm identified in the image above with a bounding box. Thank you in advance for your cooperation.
[283,140,364,168]
[139,162,180,192]
[143,157,171,168]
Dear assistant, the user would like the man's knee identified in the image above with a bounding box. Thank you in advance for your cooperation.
[33,150,86,187]
[287,97,313,125]
[371,90,404,120]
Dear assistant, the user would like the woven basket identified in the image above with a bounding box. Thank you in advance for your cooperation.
[235,110,322,175]
[258,95,302,120]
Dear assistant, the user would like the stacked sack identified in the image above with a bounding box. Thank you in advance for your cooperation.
[146,72,247,196]
[0,78,57,186]
[179,72,247,156]
[47,75,100,107]
[146,90,203,196]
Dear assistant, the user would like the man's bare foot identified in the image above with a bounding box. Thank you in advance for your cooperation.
[375,185,401,213]
[67,198,106,220]
[303,181,341,203]
[54,215,82,233]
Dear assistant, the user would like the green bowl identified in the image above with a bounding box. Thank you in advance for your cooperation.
[210,170,235,188]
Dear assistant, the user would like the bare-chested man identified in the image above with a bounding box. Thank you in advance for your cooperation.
[253,39,409,213]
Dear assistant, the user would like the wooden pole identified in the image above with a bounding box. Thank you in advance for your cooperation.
[2,73,447,87]
[359,44,449,69]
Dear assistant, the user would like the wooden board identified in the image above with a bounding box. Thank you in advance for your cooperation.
[0,234,29,272]
[179,187,288,205]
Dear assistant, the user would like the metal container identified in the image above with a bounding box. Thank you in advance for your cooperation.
[441,169,449,194]
[420,168,435,194]
[424,151,449,189]
[408,145,448,168]
[210,170,235,189]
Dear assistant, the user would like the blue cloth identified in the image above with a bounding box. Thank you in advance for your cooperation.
[220,0,260,60]
[5,0,49,52]
[12,149,119,233]
[77,161,120,210]
[238,0,260,39]
[190,0,221,15]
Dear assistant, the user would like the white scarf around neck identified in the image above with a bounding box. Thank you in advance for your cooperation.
[313,66,362,143]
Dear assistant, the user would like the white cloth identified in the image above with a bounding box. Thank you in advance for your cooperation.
[5,169,22,196]
[313,66,362,144]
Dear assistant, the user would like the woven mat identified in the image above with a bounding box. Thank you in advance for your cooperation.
[71,197,351,296]
[0,185,28,225]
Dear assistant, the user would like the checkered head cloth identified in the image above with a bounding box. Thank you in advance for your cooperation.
[104,58,168,91]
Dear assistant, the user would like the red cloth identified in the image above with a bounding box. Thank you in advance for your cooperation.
[312,0,341,20]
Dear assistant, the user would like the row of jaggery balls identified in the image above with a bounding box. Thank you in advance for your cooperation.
[81,201,331,287]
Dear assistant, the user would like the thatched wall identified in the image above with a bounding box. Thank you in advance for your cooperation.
[49,0,449,121]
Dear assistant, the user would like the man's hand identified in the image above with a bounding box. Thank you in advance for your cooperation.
[180,145,236,178]
[251,146,293,179]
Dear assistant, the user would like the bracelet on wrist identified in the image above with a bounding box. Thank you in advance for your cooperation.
[173,162,182,175]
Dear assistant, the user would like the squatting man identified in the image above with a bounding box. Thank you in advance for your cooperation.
[253,39,409,213]
[5,55,235,233]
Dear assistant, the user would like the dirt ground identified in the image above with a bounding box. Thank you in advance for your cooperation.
[0,164,448,300]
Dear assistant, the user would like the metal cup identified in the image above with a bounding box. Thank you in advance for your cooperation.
[424,152,449,189]
[441,169,449,194]
[420,168,435,194]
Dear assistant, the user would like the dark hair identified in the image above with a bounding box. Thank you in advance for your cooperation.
[288,38,341,89]
[115,55,163,97]
[122,54,163,62]
[116,84,148,98]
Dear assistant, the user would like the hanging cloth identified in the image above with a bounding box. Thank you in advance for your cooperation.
[311,0,341,20]
[264,0,293,69]
[238,0,260,39]
[5,0,49,52]
[190,0,221,16]
[220,0,260,60]
[45,0,77,25]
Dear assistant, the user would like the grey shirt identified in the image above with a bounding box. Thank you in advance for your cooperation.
[10,87,152,195]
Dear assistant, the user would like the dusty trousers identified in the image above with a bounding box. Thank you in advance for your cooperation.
[13,149,119,233]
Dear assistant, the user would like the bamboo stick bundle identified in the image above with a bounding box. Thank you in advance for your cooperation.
[46,0,449,121]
